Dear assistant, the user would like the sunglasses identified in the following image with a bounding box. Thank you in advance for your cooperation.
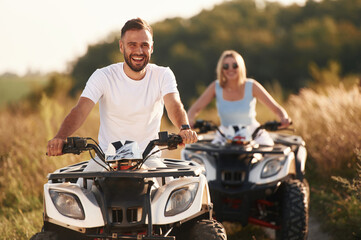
[222,63,238,70]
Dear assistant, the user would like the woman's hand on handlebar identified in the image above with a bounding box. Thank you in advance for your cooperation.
[280,117,292,128]
[178,129,198,146]
[47,137,65,156]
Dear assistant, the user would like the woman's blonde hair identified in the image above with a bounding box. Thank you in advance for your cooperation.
[216,50,247,88]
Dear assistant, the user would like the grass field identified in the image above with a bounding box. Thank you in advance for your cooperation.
[0,75,360,239]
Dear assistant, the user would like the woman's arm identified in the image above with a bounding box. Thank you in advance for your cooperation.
[187,81,216,127]
[252,80,291,127]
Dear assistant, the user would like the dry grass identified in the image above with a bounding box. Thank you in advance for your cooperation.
[287,84,361,175]
[0,95,96,239]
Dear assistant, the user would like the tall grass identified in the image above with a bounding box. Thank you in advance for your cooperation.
[285,83,361,239]
[310,149,361,239]
[287,84,361,176]
[0,92,99,239]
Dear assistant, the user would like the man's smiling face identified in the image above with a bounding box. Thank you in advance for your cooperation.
[120,29,153,73]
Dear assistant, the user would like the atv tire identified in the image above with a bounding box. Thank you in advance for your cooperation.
[276,179,309,240]
[176,219,227,240]
[30,231,59,240]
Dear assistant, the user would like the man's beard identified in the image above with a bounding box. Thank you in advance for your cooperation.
[124,52,149,72]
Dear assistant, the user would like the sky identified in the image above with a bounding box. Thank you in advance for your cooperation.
[0,0,305,76]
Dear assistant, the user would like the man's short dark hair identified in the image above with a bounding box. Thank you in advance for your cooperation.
[121,18,153,38]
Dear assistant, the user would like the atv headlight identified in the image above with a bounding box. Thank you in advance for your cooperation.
[165,183,198,216]
[49,190,85,220]
[261,158,282,178]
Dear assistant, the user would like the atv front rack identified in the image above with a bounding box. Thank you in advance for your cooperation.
[48,158,203,183]
[185,142,291,155]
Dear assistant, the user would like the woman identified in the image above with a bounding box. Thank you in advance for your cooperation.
[187,50,291,145]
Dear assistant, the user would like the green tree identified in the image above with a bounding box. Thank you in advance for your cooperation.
[68,0,361,106]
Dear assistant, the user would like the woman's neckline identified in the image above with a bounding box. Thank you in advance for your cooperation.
[221,81,246,102]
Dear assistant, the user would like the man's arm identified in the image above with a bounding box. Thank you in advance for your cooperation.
[47,97,95,156]
[163,93,197,144]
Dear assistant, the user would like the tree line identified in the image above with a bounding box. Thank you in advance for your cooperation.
[70,0,361,107]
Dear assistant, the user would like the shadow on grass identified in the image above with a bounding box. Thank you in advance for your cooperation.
[223,222,273,240]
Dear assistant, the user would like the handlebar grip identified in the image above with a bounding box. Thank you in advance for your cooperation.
[171,134,183,144]
[62,137,88,155]
[155,132,183,149]
[263,121,281,131]
[166,133,183,150]
[193,120,205,129]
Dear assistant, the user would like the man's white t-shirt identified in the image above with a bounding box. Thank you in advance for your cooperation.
[81,62,178,152]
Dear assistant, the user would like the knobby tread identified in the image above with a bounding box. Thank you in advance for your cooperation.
[276,179,309,240]
[177,219,227,240]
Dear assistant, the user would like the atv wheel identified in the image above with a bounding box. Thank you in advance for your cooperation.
[276,179,309,240]
[176,219,227,240]
[30,231,59,240]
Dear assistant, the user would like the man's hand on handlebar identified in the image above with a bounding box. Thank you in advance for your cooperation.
[178,129,198,146]
[47,137,65,156]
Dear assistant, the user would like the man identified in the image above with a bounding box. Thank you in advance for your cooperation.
[47,18,197,159]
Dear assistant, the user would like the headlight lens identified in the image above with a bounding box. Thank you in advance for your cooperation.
[49,190,85,220]
[261,158,282,178]
[165,183,198,216]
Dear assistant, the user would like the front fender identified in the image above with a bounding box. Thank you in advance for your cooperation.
[150,174,211,224]
[248,152,296,185]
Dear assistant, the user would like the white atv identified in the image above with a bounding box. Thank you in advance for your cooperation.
[181,120,309,240]
[31,131,227,240]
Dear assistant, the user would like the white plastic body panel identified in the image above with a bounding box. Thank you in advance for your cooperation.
[44,183,104,228]
[150,174,210,224]
[248,152,296,184]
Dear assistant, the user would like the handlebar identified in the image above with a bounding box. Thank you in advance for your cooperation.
[252,121,282,139]
[194,120,218,134]
[62,137,106,161]
[193,120,289,140]
[142,132,183,159]
[61,131,183,163]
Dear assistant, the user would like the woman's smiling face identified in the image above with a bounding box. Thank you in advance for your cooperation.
[222,56,240,82]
